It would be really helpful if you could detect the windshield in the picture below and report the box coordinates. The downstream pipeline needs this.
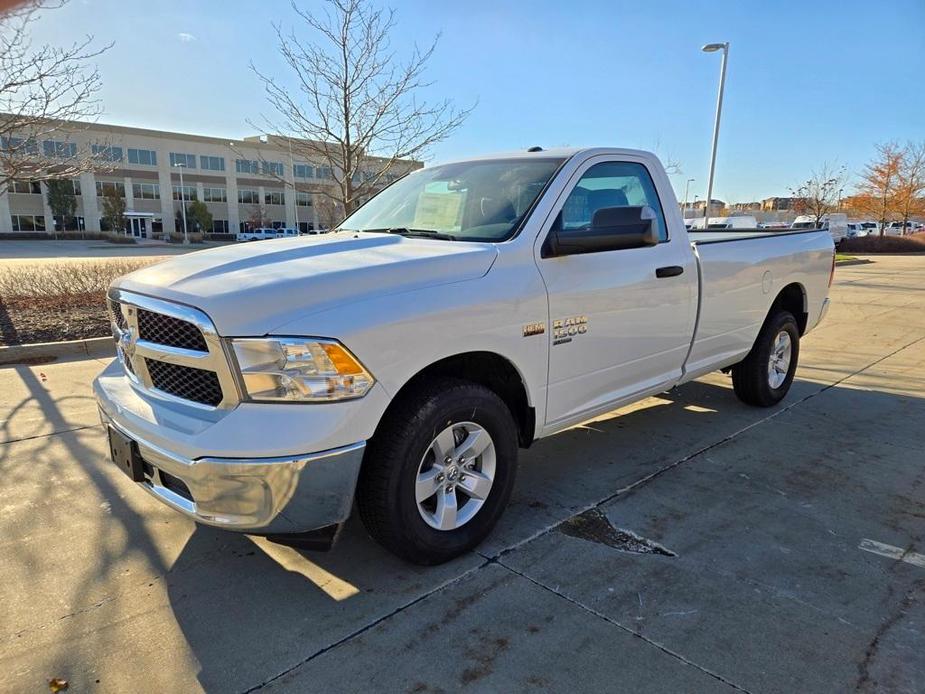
[339,158,565,242]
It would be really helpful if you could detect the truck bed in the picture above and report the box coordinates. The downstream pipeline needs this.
[689,228,823,244]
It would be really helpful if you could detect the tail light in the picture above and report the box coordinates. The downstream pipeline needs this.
[828,251,836,287]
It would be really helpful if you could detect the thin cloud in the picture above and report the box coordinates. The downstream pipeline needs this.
[177,32,196,43]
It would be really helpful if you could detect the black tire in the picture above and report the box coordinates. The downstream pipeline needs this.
[356,378,518,565]
[731,310,800,407]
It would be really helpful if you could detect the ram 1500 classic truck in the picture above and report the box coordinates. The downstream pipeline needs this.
[94,148,835,564]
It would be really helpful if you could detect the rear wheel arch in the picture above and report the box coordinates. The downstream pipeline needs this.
[765,282,809,336]
[770,282,807,334]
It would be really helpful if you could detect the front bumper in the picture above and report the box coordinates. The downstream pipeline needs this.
[93,359,389,534]
[101,410,365,533]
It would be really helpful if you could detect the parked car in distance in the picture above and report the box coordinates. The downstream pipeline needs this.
[277,228,300,238]
[687,215,758,230]
[846,222,869,238]
[96,147,835,565]
[884,221,916,236]
[792,213,848,245]
[237,227,279,242]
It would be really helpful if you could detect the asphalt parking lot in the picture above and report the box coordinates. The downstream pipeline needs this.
[0,239,210,265]
[1,255,923,693]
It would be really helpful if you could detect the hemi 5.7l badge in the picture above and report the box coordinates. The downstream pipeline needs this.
[522,321,546,337]
[553,315,588,345]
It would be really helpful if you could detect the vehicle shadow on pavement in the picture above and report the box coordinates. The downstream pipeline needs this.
[153,375,925,691]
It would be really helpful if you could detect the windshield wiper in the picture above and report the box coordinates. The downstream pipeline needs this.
[366,227,457,241]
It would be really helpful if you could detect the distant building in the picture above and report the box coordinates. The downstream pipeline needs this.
[690,198,725,211]
[761,197,804,211]
[0,117,421,237]
[730,201,761,212]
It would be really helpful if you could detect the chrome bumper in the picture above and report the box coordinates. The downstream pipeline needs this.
[101,410,365,534]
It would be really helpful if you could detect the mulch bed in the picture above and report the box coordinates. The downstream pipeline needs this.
[840,234,925,253]
[0,292,111,346]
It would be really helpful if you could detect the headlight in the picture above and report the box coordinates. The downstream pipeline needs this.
[231,338,374,402]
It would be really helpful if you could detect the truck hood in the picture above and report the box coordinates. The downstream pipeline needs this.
[115,232,498,335]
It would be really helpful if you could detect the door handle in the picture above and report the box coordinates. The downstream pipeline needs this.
[656,265,684,278]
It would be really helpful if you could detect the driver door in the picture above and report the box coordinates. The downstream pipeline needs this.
[535,156,696,429]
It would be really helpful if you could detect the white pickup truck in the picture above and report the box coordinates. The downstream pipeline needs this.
[95,148,834,564]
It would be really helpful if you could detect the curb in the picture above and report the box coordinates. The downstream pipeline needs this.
[835,258,874,267]
[0,336,114,366]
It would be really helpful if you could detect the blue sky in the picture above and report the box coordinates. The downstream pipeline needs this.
[30,0,925,202]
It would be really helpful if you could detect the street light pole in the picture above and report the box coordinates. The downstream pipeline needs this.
[683,177,695,217]
[702,42,729,221]
[174,162,189,245]
[288,137,299,233]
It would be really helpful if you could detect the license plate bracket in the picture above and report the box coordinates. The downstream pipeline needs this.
[108,426,144,482]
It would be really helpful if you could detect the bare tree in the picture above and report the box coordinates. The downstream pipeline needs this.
[0,0,111,194]
[246,204,271,230]
[895,141,925,235]
[856,142,904,236]
[99,186,125,233]
[789,162,848,227]
[253,0,474,217]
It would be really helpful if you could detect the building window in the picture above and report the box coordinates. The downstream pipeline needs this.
[265,190,285,205]
[317,166,333,180]
[43,140,77,158]
[10,214,46,231]
[236,159,259,174]
[172,185,197,201]
[169,152,196,168]
[295,191,313,207]
[132,182,160,200]
[262,161,284,177]
[91,144,123,162]
[49,179,82,196]
[293,164,313,179]
[297,221,315,234]
[8,179,42,194]
[200,155,225,171]
[95,181,125,197]
[127,148,157,166]
[237,188,259,204]
[2,137,39,154]
[203,186,227,203]
[211,219,230,234]
[271,220,285,229]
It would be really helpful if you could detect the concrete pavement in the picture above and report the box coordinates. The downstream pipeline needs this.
[1,255,923,692]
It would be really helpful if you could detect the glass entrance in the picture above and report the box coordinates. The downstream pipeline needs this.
[129,218,148,238]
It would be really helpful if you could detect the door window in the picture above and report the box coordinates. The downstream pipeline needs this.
[556,161,668,242]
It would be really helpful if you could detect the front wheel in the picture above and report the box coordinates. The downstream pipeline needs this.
[356,378,518,565]
[731,310,800,407]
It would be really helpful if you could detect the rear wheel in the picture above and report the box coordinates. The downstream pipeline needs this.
[356,378,518,565]
[732,310,800,407]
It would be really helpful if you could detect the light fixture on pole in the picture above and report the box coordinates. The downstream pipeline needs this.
[173,161,189,245]
[683,178,695,217]
[702,41,729,220]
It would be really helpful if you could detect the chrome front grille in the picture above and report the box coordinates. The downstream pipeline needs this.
[108,290,238,409]
[137,309,208,351]
[145,360,223,407]
[108,299,127,331]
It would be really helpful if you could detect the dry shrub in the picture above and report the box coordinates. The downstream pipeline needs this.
[841,234,925,253]
[104,233,137,245]
[0,259,161,301]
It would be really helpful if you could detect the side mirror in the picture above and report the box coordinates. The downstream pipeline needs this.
[543,205,659,257]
